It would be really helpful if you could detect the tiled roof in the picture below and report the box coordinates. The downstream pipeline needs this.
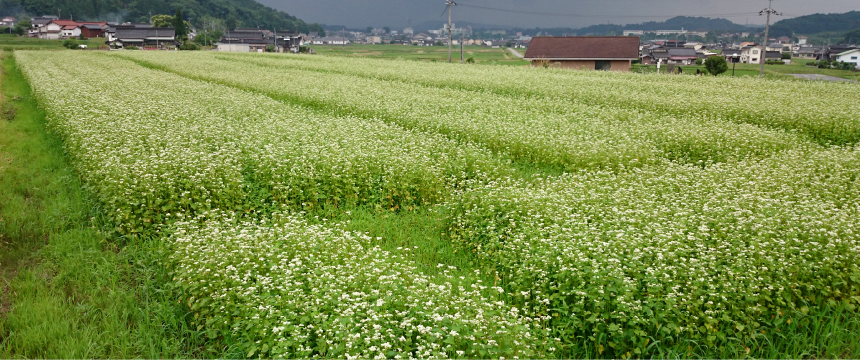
[524,36,639,60]
[115,26,175,39]
[49,20,81,27]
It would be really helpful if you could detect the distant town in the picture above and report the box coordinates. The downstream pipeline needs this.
[1,13,858,72]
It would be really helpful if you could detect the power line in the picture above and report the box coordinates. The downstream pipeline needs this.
[457,3,760,19]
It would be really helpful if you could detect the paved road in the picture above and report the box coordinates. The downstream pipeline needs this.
[789,74,857,83]
[508,48,524,59]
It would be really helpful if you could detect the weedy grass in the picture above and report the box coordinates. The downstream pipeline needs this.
[0,51,238,358]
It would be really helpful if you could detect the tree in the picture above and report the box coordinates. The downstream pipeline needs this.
[366,26,373,34]
[173,8,188,40]
[704,56,728,76]
[383,26,390,34]
[308,23,325,37]
[151,14,173,28]
[843,28,860,45]
[225,16,238,31]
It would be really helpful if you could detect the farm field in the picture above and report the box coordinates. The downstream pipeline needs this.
[0,34,109,51]
[309,43,529,65]
[2,49,860,358]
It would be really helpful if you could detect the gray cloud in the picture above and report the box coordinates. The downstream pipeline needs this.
[258,0,860,29]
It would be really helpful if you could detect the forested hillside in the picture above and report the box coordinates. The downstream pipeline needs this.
[769,11,860,37]
[0,0,309,32]
[575,16,752,35]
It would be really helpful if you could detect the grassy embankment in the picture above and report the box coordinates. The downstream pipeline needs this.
[0,34,108,51]
[633,58,860,81]
[0,50,234,358]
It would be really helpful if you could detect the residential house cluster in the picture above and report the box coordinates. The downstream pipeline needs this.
[216,28,304,53]
[28,16,108,40]
[639,40,718,65]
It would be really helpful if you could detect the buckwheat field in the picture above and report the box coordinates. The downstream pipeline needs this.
[13,50,860,358]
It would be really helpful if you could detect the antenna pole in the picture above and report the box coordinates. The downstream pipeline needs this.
[447,0,456,63]
[461,32,464,63]
[758,0,781,78]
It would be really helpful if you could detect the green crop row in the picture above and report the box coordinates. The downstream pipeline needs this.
[444,146,860,357]
[117,51,808,171]
[170,211,542,358]
[15,51,507,236]
[225,53,860,145]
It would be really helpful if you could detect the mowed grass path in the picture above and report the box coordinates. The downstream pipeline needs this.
[0,50,232,358]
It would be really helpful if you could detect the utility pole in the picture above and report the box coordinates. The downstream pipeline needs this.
[758,0,781,78]
[446,0,456,63]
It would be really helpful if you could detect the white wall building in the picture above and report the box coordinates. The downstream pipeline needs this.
[835,49,860,69]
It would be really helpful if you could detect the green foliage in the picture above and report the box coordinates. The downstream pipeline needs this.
[308,23,325,37]
[695,58,703,65]
[465,56,475,64]
[769,10,860,37]
[173,8,188,40]
[61,38,79,49]
[704,55,728,76]
[5,0,307,33]
[178,42,198,50]
[150,14,174,28]
[843,28,860,44]
[782,52,792,59]
[192,28,223,46]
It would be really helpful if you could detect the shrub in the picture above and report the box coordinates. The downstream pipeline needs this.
[179,43,199,51]
[704,55,728,76]
[62,39,80,49]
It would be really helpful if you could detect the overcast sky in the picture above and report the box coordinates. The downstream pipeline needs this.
[257,0,860,29]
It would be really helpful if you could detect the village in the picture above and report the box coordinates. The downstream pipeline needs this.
[1,14,857,72]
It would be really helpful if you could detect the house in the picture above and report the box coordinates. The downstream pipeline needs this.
[39,20,80,39]
[312,36,350,45]
[0,17,15,27]
[667,48,698,64]
[366,35,382,44]
[721,48,744,63]
[834,49,860,69]
[524,36,639,71]
[740,46,762,64]
[641,47,669,65]
[112,26,177,49]
[80,23,107,38]
[817,45,860,61]
[797,36,808,45]
[795,45,820,58]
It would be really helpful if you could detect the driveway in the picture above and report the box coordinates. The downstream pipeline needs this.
[788,74,857,83]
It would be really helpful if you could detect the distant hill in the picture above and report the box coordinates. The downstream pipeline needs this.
[769,11,860,37]
[414,16,754,37]
[574,16,753,35]
[0,0,308,32]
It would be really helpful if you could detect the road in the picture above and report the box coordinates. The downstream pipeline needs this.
[788,74,857,83]
[508,47,524,59]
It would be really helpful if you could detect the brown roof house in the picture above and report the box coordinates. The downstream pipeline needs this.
[524,36,640,71]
